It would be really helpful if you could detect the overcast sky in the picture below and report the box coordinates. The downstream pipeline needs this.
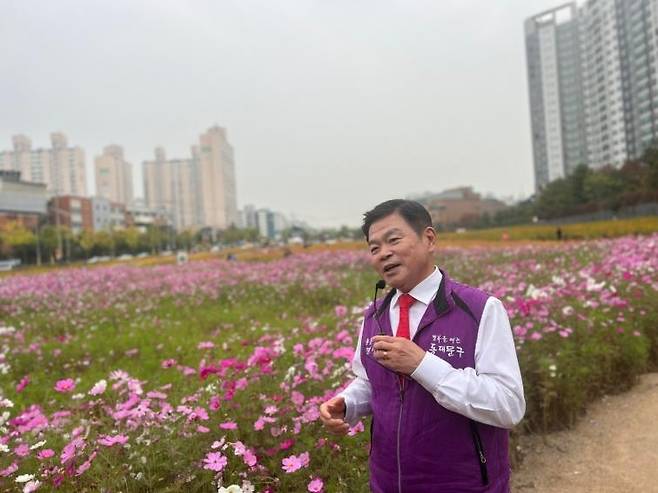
[1,0,563,228]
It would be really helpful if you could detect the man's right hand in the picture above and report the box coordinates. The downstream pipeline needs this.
[319,396,350,435]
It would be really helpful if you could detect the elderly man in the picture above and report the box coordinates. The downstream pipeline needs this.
[320,199,525,493]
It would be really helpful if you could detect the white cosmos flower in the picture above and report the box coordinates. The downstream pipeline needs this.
[89,379,107,395]
[218,486,242,493]
[15,474,35,483]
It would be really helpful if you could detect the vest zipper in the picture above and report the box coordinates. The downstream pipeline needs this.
[397,384,404,493]
[469,420,489,485]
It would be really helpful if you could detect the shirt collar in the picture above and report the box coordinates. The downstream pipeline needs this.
[392,266,441,308]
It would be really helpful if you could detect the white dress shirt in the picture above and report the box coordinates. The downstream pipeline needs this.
[339,267,526,429]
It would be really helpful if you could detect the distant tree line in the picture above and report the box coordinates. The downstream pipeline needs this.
[470,145,658,229]
[0,223,261,265]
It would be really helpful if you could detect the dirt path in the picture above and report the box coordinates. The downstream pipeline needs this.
[512,373,658,493]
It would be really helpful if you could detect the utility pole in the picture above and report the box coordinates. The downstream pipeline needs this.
[35,219,42,266]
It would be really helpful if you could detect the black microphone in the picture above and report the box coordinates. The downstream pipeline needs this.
[372,279,386,335]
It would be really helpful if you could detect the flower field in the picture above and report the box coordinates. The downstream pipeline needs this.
[1,236,657,492]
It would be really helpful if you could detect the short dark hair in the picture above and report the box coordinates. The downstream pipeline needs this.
[361,199,433,241]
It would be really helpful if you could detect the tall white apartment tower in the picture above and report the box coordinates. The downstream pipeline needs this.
[198,126,238,229]
[525,3,587,191]
[617,0,658,158]
[142,147,199,230]
[525,0,658,191]
[0,133,86,195]
[141,125,238,231]
[580,0,629,169]
[94,145,134,205]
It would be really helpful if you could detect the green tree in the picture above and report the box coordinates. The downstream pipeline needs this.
[79,230,96,257]
[535,178,578,219]
[1,221,35,263]
[643,145,658,190]
[39,225,60,263]
[94,230,114,256]
[176,230,194,250]
[568,164,590,206]
[583,169,624,210]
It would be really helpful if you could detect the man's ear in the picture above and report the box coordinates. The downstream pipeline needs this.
[424,227,437,250]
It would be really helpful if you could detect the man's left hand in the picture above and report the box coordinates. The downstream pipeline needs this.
[372,335,426,375]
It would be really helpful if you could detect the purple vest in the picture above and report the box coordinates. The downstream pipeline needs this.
[361,272,510,493]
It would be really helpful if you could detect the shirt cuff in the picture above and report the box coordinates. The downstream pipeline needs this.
[337,393,360,427]
[410,351,454,394]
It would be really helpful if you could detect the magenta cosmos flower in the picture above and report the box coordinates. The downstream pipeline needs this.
[54,378,76,393]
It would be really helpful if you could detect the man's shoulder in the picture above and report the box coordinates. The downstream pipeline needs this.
[447,278,492,319]
[448,277,491,299]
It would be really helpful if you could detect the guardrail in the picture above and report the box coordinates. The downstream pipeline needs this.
[0,259,21,271]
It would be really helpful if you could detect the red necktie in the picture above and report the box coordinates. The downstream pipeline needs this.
[396,293,415,388]
[397,293,415,339]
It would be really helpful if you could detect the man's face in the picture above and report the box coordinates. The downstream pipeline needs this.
[367,212,436,293]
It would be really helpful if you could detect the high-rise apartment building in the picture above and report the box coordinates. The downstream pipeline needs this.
[526,4,587,188]
[525,0,658,190]
[142,125,238,231]
[94,145,134,205]
[142,147,199,230]
[198,126,238,229]
[0,133,86,195]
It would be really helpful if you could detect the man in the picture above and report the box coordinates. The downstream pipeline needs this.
[319,199,525,493]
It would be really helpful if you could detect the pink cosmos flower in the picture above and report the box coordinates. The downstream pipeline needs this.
[76,451,96,475]
[161,359,177,368]
[97,434,129,447]
[209,395,221,411]
[334,305,348,318]
[24,480,41,493]
[54,378,76,393]
[291,391,305,407]
[348,421,365,436]
[146,390,167,399]
[203,451,227,472]
[282,451,310,473]
[0,462,18,477]
[16,375,29,393]
[14,443,30,457]
[243,449,257,467]
[197,341,215,350]
[279,438,295,450]
[60,437,85,464]
[282,455,303,473]
[219,421,238,430]
[233,441,246,455]
[308,477,324,492]
[37,449,55,460]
